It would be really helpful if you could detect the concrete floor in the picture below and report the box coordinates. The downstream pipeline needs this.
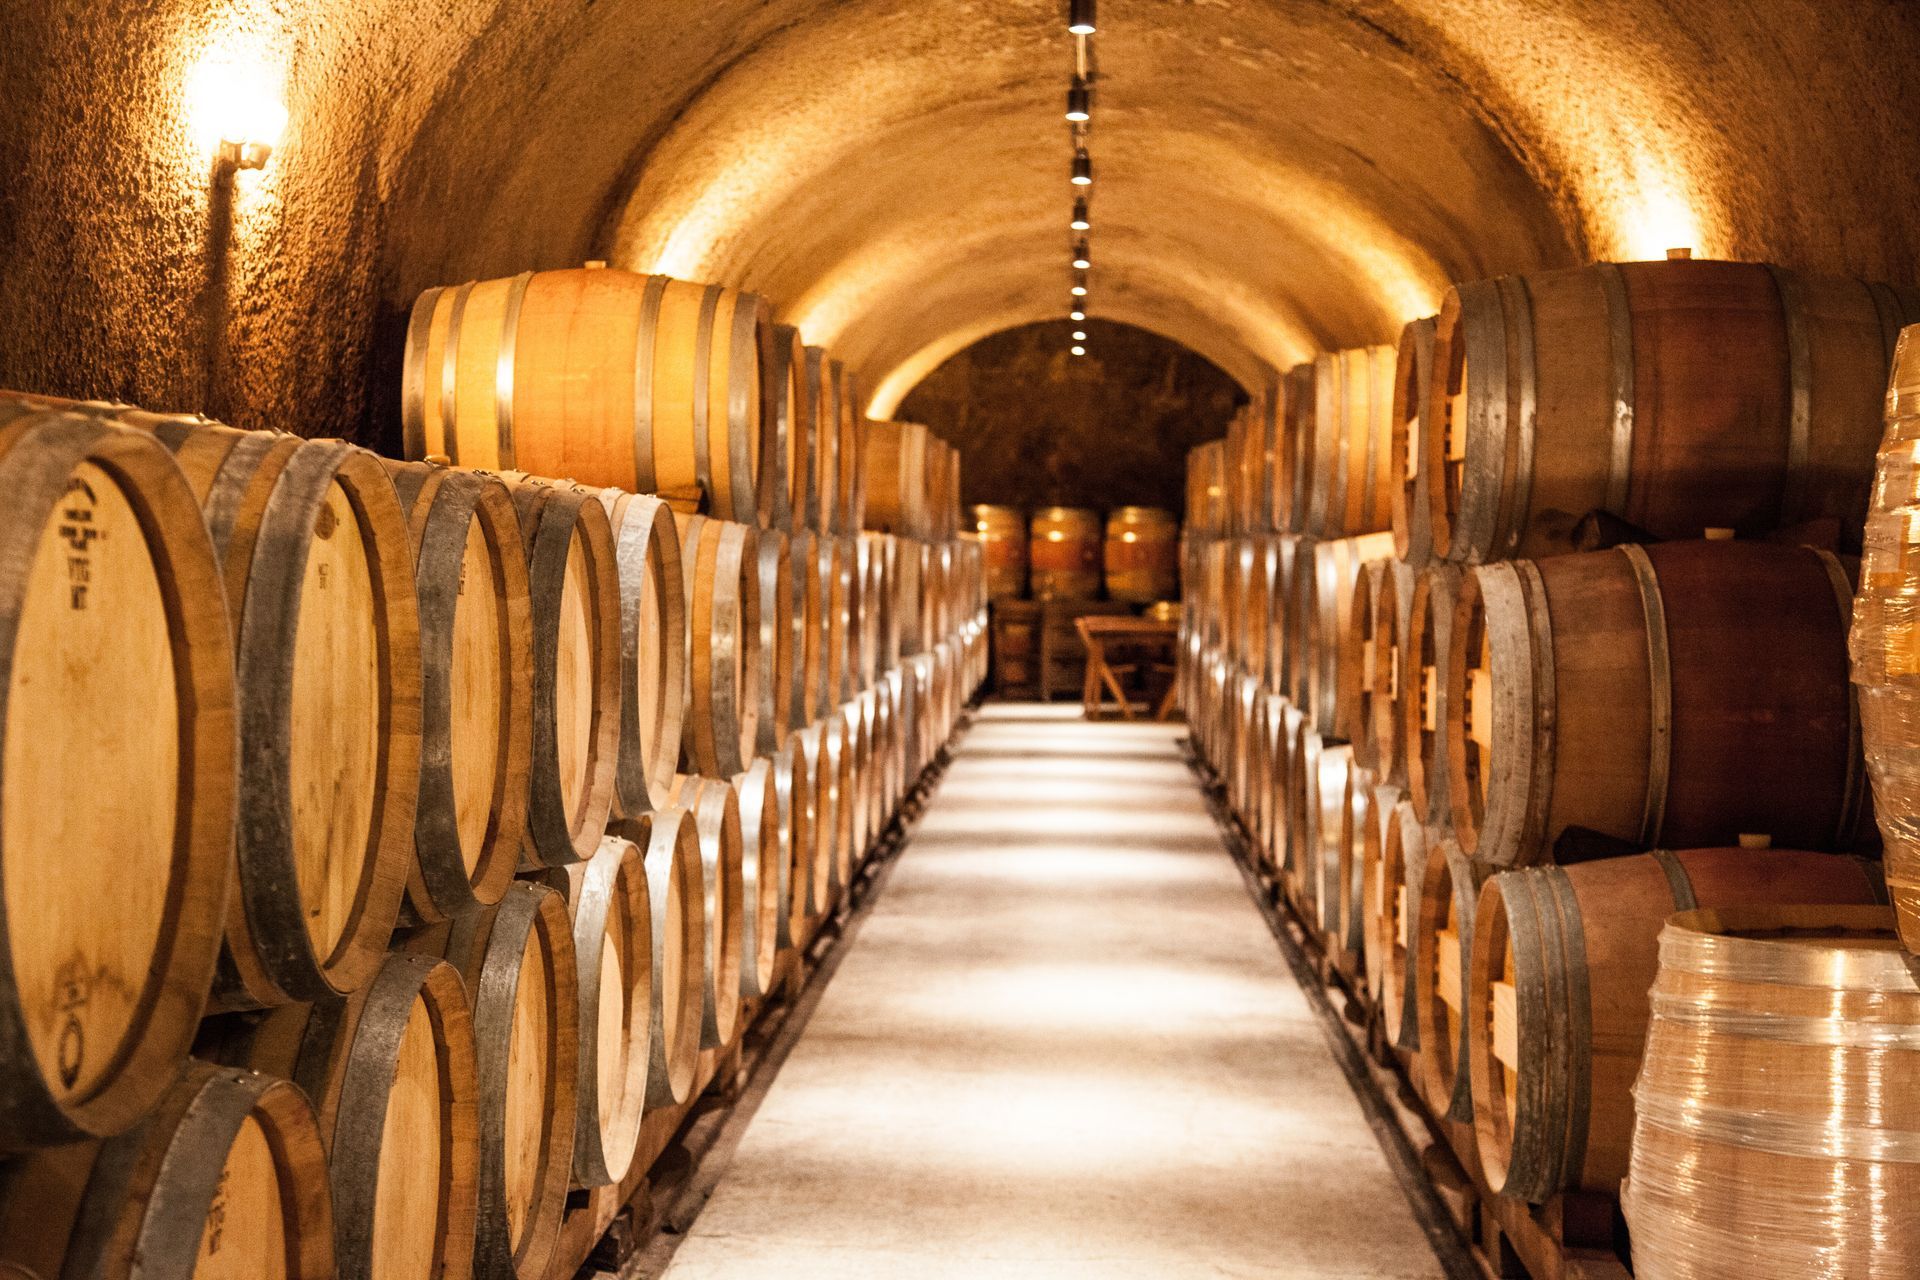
[659,703,1446,1279]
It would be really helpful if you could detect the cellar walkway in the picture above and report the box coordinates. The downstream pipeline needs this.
[657,702,1445,1279]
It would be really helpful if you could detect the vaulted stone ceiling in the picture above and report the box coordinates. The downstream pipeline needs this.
[2,1,1916,439]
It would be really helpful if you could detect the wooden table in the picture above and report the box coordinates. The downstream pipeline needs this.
[1075,615,1180,721]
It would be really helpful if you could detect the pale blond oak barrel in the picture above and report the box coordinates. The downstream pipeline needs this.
[597,487,686,817]
[564,835,652,1187]
[787,527,822,730]
[1298,346,1396,538]
[1468,848,1884,1204]
[968,504,1027,600]
[1029,506,1102,601]
[1449,540,1868,869]
[773,738,816,947]
[678,515,762,777]
[199,951,479,1280]
[668,775,746,1048]
[385,460,532,924]
[1390,316,1439,567]
[839,700,873,877]
[1401,563,1464,831]
[1376,797,1428,1051]
[1428,259,1920,563]
[499,474,621,868]
[1186,441,1228,539]
[402,266,771,525]
[607,806,705,1110]
[1414,837,1487,1125]
[1621,906,1920,1279]
[1359,779,1403,1015]
[146,417,419,1011]
[864,419,931,538]
[764,323,808,531]
[792,720,839,915]
[802,347,840,533]
[729,759,785,995]
[0,1061,334,1280]
[834,362,866,534]
[754,529,794,756]
[1360,557,1417,785]
[0,404,236,1150]
[824,535,857,707]
[1296,531,1395,740]
[1104,506,1180,604]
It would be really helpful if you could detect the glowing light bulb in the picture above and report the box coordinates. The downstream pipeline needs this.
[1071,346,1087,357]
[1072,240,1092,270]
[1072,330,1087,341]
[188,50,288,169]
[1070,307,1086,322]
[1068,0,1097,35]
[1071,197,1091,231]
[1071,285,1087,297]
[1066,80,1091,123]
[1071,149,1093,186]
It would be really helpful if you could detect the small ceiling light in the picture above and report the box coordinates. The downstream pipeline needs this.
[1071,197,1090,231]
[1071,345,1087,356]
[1069,0,1097,36]
[1072,330,1088,341]
[1070,284,1088,297]
[1065,79,1091,123]
[1072,240,1092,270]
[1071,148,1093,186]
[1070,306,1086,321]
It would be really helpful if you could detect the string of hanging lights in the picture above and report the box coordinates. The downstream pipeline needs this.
[1064,0,1095,356]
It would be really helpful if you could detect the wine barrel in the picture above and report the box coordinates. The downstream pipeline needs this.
[1449,540,1868,869]
[1298,346,1396,538]
[1414,837,1487,1122]
[841,699,874,869]
[1296,531,1395,739]
[754,530,794,756]
[678,515,762,777]
[1339,772,1392,965]
[385,461,532,924]
[1402,563,1465,831]
[1030,507,1102,601]
[1391,316,1439,567]
[147,418,420,1009]
[853,536,880,692]
[432,883,577,1280]
[1104,507,1180,603]
[835,364,866,535]
[0,1061,335,1280]
[565,835,652,1188]
[401,266,772,524]
[1855,325,1920,951]
[803,347,840,532]
[608,806,705,1109]
[862,534,898,685]
[829,535,860,705]
[1359,781,1401,1013]
[787,527,822,730]
[772,738,816,946]
[1468,847,1884,1203]
[668,776,745,1048]
[501,474,622,869]
[1186,441,1228,539]
[791,720,839,913]
[969,504,1028,600]
[764,324,807,531]
[593,487,687,818]
[1428,259,1920,564]
[199,951,480,1280]
[0,406,236,1150]
[1620,906,1920,1278]
[1363,558,1417,786]
[729,762,785,997]
[1375,798,1427,1051]
[865,420,931,538]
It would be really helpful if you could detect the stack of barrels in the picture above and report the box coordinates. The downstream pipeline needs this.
[1182,255,1920,1278]
[0,259,986,1280]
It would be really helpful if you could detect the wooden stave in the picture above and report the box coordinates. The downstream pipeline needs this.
[164,426,422,1011]
[1104,506,1180,604]
[1375,796,1427,1051]
[728,760,785,998]
[1365,558,1417,788]
[1414,837,1487,1123]
[677,515,763,778]
[1401,563,1464,832]
[802,347,839,533]
[1449,540,1868,869]
[1278,363,1316,533]
[772,738,815,948]
[607,807,705,1110]
[597,488,687,819]
[502,476,623,870]
[0,1060,336,1280]
[1336,769,1388,963]
[1428,260,1920,565]
[668,776,746,1048]
[438,883,577,1280]
[385,461,533,924]
[762,324,807,533]
[834,363,866,536]
[1467,847,1884,1204]
[787,527,822,730]
[1391,316,1440,567]
[753,530,795,758]
[838,700,872,878]
[564,835,652,1189]
[0,409,238,1149]
[791,721,838,915]
[824,536,856,709]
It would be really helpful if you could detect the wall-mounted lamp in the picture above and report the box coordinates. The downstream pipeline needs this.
[1071,197,1091,231]
[189,52,288,171]
[1069,0,1097,36]
[1066,79,1092,123]
[1071,148,1093,186]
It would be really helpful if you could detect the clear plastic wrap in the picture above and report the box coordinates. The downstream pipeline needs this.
[1620,906,1920,1279]
[1853,324,1920,952]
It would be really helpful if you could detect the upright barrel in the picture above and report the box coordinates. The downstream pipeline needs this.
[969,504,1027,600]
[1104,506,1180,603]
[1029,506,1102,601]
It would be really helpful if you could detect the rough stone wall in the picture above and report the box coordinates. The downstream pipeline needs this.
[898,322,1241,518]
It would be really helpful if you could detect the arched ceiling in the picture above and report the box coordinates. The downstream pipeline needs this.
[3,1,1918,440]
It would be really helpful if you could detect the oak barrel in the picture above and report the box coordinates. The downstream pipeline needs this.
[1428,259,1920,563]
[149,418,420,1010]
[1300,346,1396,538]
[387,460,532,923]
[0,406,237,1149]
[1296,531,1395,738]
[834,362,866,535]
[565,835,652,1187]
[727,762,785,997]
[677,514,763,777]
[1621,906,1920,1279]
[668,775,745,1048]
[969,504,1028,600]
[1029,507,1102,601]
[787,527,822,730]
[864,420,931,538]
[1186,442,1228,539]
[593,487,687,819]
[607,806,705,1109]
[401,266,771,524]
[763,324,807,531]
[1390,316,1439,567]
[792,720,839,914]
[754,529,794,756]
[1401,563,1463,831]
[1414,837,1487,1122]
[1352,557,1415,780]
[1104,506,1180,603]
[1371,796,1427,1050]
[501,474,622,869]
[802,347,840,533]
[1449,540,1868,868]
[1468,847,1884,1203]
[772,738,816,947]
[0,1062,335,1280]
